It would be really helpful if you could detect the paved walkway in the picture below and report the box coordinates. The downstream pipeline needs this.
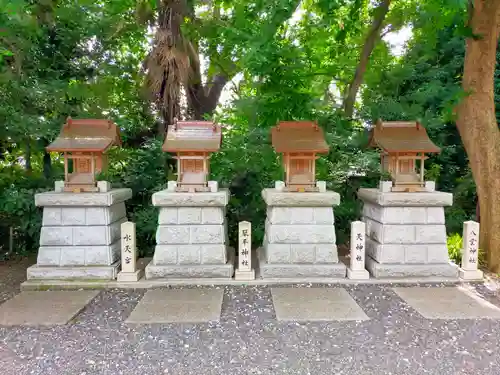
[0,283,500,375]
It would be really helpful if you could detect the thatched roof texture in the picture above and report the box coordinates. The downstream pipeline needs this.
[271,121,329,153]
[46,118,121,152]
[163,120,222,152]
[368,120,440,153]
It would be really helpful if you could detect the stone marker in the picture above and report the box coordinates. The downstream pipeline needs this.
[117,221,144,282]
[347,221,370,280]
[459,221,483,281]
[235,221,255,280]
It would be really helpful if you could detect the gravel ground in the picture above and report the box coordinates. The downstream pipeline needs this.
[0,283,499,375]
[0,257,32,304]
[1,258,500,375]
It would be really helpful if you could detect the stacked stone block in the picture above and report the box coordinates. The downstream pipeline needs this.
[258,189,346,278]
[26,188,132,280]
[358,187,458,278]
[145,189,234,278]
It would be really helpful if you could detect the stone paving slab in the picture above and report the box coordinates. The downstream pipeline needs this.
[125,288,224,324]
[0,285,499,374]
[271,287,369,321]
[393,286,500,319]
[0,290,99,326]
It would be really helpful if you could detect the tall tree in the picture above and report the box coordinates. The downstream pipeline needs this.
[142,0,302,132]
[342,0,391,118]
[456,0,500,272]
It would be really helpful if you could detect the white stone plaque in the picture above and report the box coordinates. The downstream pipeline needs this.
[167,181,177,192]
[121,221,136,272]
[347,221,369,279]
[274,181,285,192]
[316,180,326,193]
[117,221,144,282]
[459,220,483,280]
[208,180,218,192]
[235,221,255,280]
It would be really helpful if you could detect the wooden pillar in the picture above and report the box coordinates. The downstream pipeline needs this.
[420,153,425,185]
[394,153,399,182]
[90,152,95,183]
[64,152,68,182]
[203,154,207,185]
[311,153,316,185]
[285,153,290,186]
[176,153,181,183]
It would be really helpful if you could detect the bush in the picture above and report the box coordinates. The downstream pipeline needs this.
[100,138,169,257]
[447,233,462,265]
[0,167,53,258]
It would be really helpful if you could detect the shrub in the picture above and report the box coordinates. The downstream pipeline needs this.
[447,233,462,265]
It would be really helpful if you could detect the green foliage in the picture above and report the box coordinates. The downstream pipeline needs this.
[0,0,495,262]
[447,233,462,265]
[100,139,169,257]
[0,167,52,257]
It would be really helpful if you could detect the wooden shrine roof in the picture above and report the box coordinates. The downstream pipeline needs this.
[368,120,440,153]
[163,120,222,152]
[46,118,121,152]
[271,121,329,153]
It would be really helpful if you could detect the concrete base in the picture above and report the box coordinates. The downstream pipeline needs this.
[26,261,120,280]
[260,189,345,279]
[235,269,255,281]
[257,248,346,278]
[150,189,232,279]
[145,251,235,279]
[32,188,132,281]
[366,257,459,279]
[117,269,144,282]
[459,268,484,281]
[358,188,457,280]
[347,268,370,280]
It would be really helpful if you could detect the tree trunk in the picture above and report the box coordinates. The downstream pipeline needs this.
[186,73,230,120]
[456,0,500,273]
[342,0,391,118]
[43,152,51,178]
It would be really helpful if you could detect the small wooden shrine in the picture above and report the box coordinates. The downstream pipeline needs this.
[368,119,440,192]
[163,119,222,192]
[271,121,329,192]
[46,118,121,192]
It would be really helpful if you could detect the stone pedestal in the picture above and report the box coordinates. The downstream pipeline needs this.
[358,186,459,279]
[257,189,346,278]
[27,188,132,280]
[145,189,234,279]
